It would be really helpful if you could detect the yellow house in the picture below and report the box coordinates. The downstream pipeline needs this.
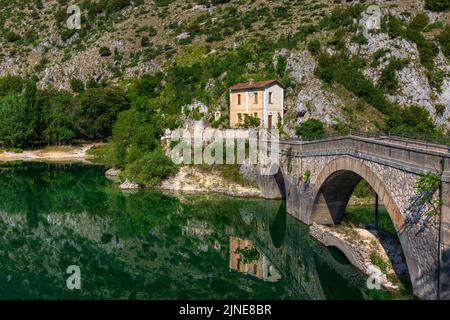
[229,80,284,128]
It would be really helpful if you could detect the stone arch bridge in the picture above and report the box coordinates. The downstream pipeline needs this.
[256,135,450,300]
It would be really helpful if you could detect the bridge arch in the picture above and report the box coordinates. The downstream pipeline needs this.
[310,157,404,231]
[308,156,436,298]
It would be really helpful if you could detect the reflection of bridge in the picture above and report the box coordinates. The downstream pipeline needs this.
[257,135,450,300]
[233,201,370,300]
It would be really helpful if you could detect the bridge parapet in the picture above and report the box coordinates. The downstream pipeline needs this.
[279,135,450,175]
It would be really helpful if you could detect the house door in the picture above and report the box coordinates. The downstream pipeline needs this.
[268,115,273,129]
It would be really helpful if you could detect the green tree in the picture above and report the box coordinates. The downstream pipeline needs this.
[23,76,44,146]
[0,95,32,147]
[42,93,76,145]
[77,86,131,139]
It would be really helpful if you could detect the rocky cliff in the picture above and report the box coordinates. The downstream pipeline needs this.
[0,0,449,132]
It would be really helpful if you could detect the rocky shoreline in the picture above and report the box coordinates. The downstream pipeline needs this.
[106,166,262,198]
[310,223,408,291]
[0,144,100,163]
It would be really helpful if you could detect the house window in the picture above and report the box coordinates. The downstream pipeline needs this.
[237,113,242,124]
[254,92,258,104]
[269,92,273,104]
[254,113,258,118]
[237,94,241,105]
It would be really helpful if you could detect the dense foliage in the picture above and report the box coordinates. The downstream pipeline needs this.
[0,1,449,185]
[425,0,450,12]
[296,119,325,140]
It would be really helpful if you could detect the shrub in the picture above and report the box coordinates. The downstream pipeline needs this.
[141,35,150,47]
[70,78,85,93]
[408,13,430,32]
[425,0,450,12]
[99,47,112,57]
[307,39,321,55]
[387,105,439,137]
[352,34,368,45]
[296,119,325,140]
[6,31,20,42]
[405,13,438,71]
[303,169,311,184]
[124,148,178,187]
[242,114,261,128]
[370,251,390,273]
[6,147,23,153]
[276,55,287,77]
[320,4,363,30]
[378,59,409,94]
[438,25,450,60]
[107,0,131,13]
[428,68,446,91]
[435,104,446,117]
[386,15,406,39]
[0,76,24,96]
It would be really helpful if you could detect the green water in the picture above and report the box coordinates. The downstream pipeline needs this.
[0,162,393,300]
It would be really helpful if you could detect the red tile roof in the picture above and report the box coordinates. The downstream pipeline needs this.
[230,80,284,91]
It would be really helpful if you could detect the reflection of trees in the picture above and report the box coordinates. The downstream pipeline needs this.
[0,164,372,299]
[0,162,108,228]
[235,246,260,264]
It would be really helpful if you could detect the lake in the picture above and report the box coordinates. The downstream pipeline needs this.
[0,162,397,299]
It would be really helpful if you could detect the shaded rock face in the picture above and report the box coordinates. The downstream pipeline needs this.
[286,51,343,127]
[349,27,450,128]
[180,100,209,130]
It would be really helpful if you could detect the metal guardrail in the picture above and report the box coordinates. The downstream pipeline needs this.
[293,131,450,147]
[282,131,450,154]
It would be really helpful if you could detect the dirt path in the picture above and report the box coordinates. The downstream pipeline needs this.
[0,144,102,162]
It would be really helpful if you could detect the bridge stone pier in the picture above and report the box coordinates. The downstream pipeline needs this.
[256,135,450,300]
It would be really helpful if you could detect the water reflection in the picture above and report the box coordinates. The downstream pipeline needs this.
[229,237,282,282]
[0,162,380,300]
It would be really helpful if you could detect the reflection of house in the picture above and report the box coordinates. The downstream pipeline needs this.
[229,237,281,282]
[182,219,212,238]
[182,220,214,252]
[229,80,284,129]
